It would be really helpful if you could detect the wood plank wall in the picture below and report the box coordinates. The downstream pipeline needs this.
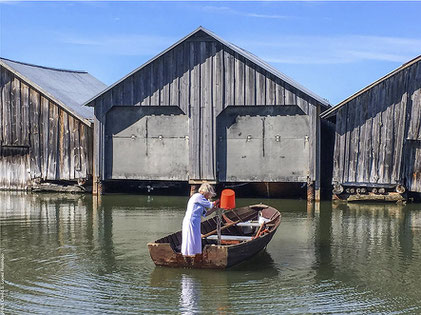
[332,60,421,192]
[0,66,92,189]
[92,31,323,183]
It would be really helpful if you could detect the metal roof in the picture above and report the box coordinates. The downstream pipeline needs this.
[321,54,421,119]
[1,57,107,125]
[84,26,330,108]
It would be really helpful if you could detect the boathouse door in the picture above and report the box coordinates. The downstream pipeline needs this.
[217,106,310,182]
[104,106,189,181]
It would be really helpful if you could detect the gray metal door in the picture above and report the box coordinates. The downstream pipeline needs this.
[105,107,189,180]
[217,106,310,182]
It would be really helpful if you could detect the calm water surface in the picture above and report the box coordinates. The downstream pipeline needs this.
[1,192,421,314]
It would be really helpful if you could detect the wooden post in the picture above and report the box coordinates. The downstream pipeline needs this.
[315,189,321,202]
[190,184,198,196]
[307,181,315,202]
[216,208,222,245]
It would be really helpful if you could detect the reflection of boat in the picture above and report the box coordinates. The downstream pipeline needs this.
[148,204,281,269]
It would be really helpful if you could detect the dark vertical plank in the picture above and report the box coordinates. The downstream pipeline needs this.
[74,119,81,177]
[337,104,349,184]
[29,88,41,178]
[356,93,368,183]
[40,96,49,179]
[140,65,151,106]
[112,83,123,107]
[79,123,88,178]
[265,75,276,105]
[68,115,75,179]
[123,75,134,105]
[392,69,409,183]
[158,56,165,105]
[377,82,387,183]
[212,42,223,115]
[169,47,179,106]
[179,42,190,114]
[348,98,360,183]
[59,110,71,180]
[189,41,200,179]
[133,71,141,106]
[47,102,59,180]
[150,61,159,105]
[308,104,316,182]
[332,107,342,183]
[20,82,30,146]
[255,67,266,105]
[11,77,20,145]
[384,79,396,183]
[161,50,171,106]
[234,53,245,106]
[284,83,296,106]
[87,123,93,177]
[275,80,285,105]
[223,48,235,108]
[2,69,12,145]
[369,85,381,183]
[244,60,256,106]
[200,41,214,180]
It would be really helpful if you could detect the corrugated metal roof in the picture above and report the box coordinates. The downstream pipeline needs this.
[84,26,330,108]
[0,57,107,124]
[321,54,421,119]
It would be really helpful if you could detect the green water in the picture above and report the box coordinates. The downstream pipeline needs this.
[1,192,421,314]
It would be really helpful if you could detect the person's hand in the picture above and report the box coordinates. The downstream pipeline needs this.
[214,199,220,208]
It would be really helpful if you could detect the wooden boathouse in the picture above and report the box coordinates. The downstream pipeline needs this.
[321,55,421,201]
[85,27,331,199]
[0,58,106,191]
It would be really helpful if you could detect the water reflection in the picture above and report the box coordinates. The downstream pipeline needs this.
[1,192,421,314]
[179,273,199,314]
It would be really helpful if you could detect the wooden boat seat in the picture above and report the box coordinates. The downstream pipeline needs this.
[205,235,253,241]
[237,222,261,227]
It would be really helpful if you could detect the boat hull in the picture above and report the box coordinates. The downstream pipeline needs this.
[148,204,281,269]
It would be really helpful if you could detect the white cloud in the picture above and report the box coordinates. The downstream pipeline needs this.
[200,5,292,20]
[237,35,421,65]
[58,33,176,56]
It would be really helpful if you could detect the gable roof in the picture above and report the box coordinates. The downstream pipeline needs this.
[84,26,330,108]
[1,57,107,125]
[321,54,421,119]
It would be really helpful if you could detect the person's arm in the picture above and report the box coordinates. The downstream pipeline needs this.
[204,199,220,216]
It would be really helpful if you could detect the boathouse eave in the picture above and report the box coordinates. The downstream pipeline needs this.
[0,58,106,127]
[83,26,330,109]
[321,54,421,119]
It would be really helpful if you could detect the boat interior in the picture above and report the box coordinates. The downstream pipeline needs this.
[154,205,281,253]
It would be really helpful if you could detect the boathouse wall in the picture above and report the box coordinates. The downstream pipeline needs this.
[87,28,330,197]
[323,56,421,195]
[0,63,99,190]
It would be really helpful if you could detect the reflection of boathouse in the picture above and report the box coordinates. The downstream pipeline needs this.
[85,27,332,199]
[0,58,106,190]
[322,56,421,201]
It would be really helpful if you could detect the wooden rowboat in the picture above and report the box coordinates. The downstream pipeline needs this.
[148,204,281,269]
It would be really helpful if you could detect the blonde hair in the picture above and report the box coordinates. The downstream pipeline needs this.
[198,183,216,197]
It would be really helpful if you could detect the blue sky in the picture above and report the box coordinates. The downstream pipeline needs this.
[1,1,421,105]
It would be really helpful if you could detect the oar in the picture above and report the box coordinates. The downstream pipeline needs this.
[202,219,240,239]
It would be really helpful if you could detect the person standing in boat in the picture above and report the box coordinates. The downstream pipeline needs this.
[181,183,219,256]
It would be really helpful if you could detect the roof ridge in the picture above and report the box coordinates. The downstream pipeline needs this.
[0,57,87,74]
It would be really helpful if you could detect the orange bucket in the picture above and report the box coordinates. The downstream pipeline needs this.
[220,189,235,209]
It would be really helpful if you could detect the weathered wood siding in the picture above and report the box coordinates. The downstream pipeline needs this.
[92,31,324,184]
[0,66,92,190]
[332,60,421,192]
